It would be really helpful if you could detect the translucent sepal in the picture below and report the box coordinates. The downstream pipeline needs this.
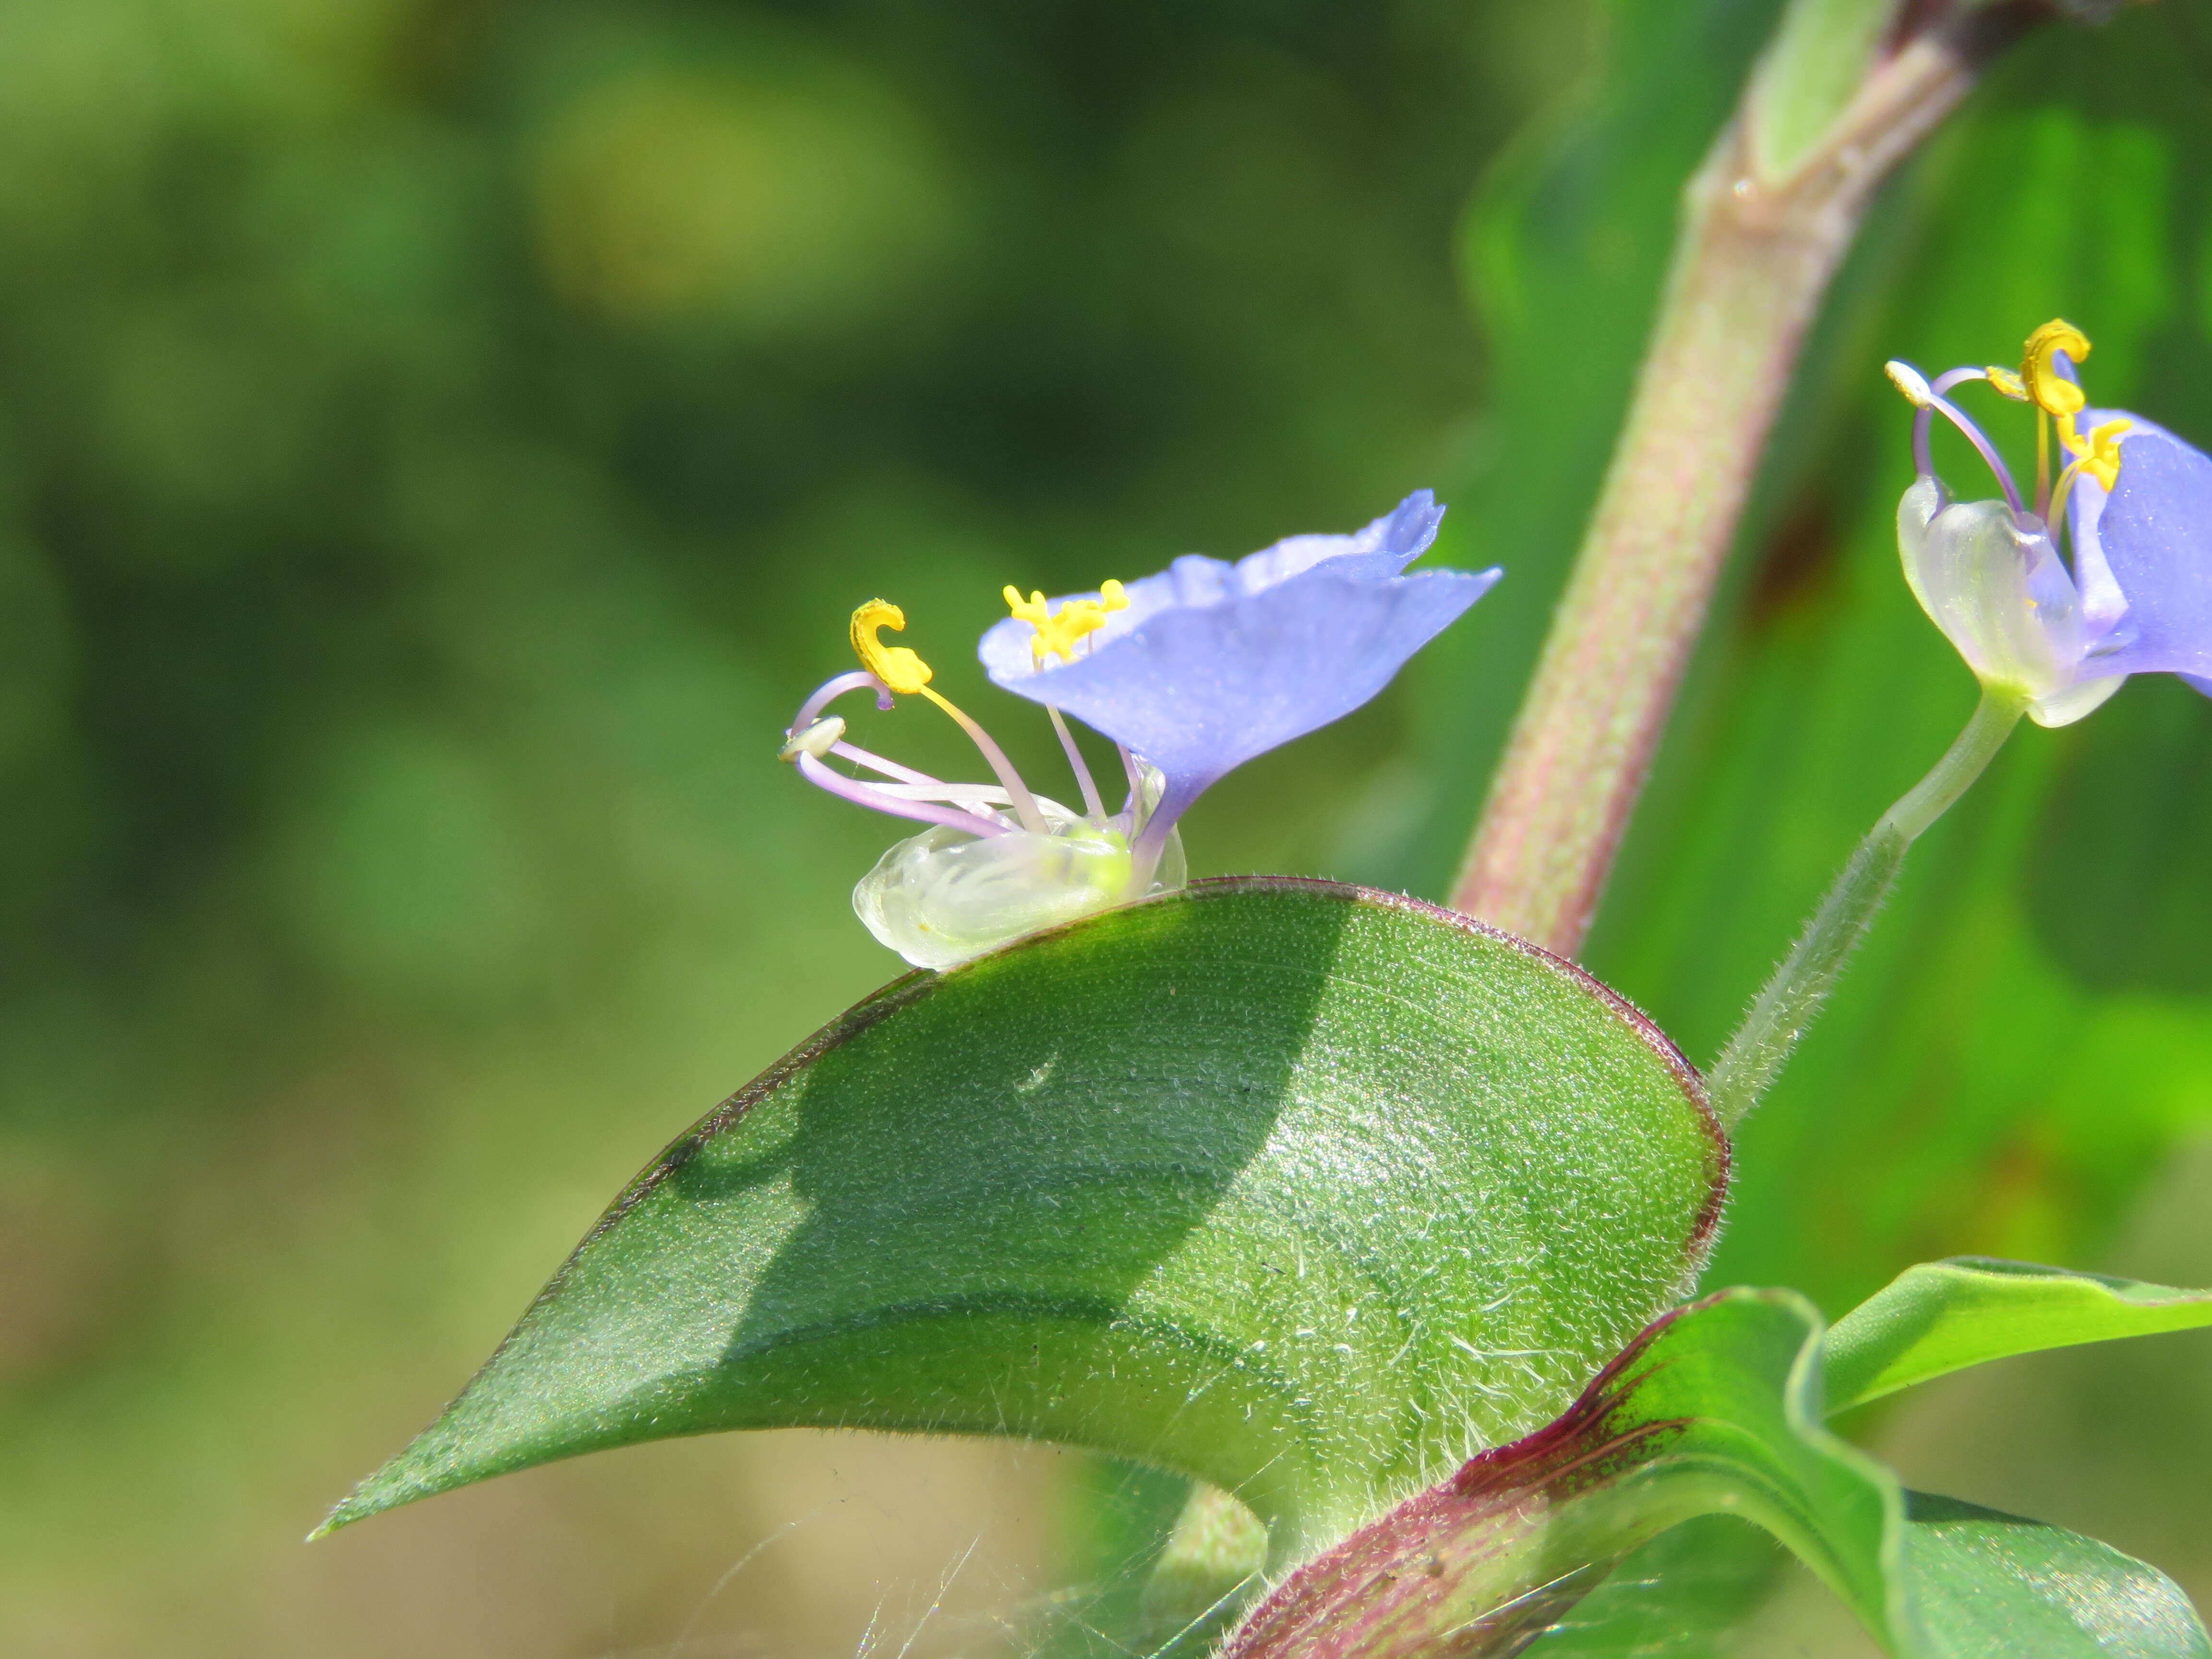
[1896,477,2124,727]
[853,796,1186,970]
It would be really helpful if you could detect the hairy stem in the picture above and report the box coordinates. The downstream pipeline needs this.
[1450,4,2037,955]
[1706,687,2024,1130]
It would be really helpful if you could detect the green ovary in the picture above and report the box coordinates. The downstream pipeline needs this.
[852,803,1185,970]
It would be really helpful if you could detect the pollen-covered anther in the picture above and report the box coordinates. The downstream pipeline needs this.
[1003,578,1130,665]
[2022,319,2091,418]
[2064,417,2132,492]
[1984,366,2029,401]
[1885,361,1934,407]
[850,600,934,695]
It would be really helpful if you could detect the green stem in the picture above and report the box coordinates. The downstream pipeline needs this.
[1705,688,2025,1130]
[1448,3,2036,956]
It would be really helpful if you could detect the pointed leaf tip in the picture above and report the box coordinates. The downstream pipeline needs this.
[1825,1256,2212,1414]
[324,878,1725,1546]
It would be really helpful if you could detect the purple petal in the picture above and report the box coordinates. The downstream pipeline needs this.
[1229,488,1446,589]
[989,567,1496,790]
[980,493,1493,794]
[2070,412,2212,688]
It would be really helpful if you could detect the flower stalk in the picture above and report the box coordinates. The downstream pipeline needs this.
[1450,0,2039,956]
[1706,686,2024,1129]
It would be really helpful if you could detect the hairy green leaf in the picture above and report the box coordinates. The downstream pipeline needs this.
[318,878,1724,1548]
[1824,1256,2212,1413]
[1224,1289,2208,1659]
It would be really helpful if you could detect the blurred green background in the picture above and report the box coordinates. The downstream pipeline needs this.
[3,0,2211,1653]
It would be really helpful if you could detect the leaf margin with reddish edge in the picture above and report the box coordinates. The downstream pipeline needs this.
[1220,1288,1899,1659]
[315,876,1729,1548]
[1223,1283,2212,1659]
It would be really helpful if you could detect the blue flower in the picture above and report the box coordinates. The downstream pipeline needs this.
[2068,411,2212,697]
[780,492,1498,967]
[979,491,1500,859]
[1886,321,2212,725]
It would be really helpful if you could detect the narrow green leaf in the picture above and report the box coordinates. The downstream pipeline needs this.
[1222,1288,2209,1659]
[319,878,1724,1547]
[1824,1256,2212,1414]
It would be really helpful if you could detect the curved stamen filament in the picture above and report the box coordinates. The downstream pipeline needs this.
[818,722,1001,815]
[1905,368,2026,519]
[914,685,1047,833]
[2044,414,2129,535]
[788,662,1047,835]
[1047,707,1106,820]
[1899,363,1966,481]
[849,600,1048,833]
[2037,415,2050,517]
[867,781,1013,805]
[794,751,1012,836]
[795,670,894,731]
[2045,444,2115,536]
[786,672,1015,834]
[2046,459,2089,537]
[827,742,1004,824]
[827,739,939,787]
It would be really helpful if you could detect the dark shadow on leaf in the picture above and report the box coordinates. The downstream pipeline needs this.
[316,878,1722,1539]
[701,884,1338,1481]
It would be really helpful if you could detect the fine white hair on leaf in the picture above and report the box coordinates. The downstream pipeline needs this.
[666,1510,824,1658]
[887,1536,981,1659]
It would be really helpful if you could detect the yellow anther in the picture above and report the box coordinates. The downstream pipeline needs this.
[851,599,933,695]
[1002,579,1130,665]
[2063,415,2131,492]
[2021,319,2091,418]
[1984,366,2029,401]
